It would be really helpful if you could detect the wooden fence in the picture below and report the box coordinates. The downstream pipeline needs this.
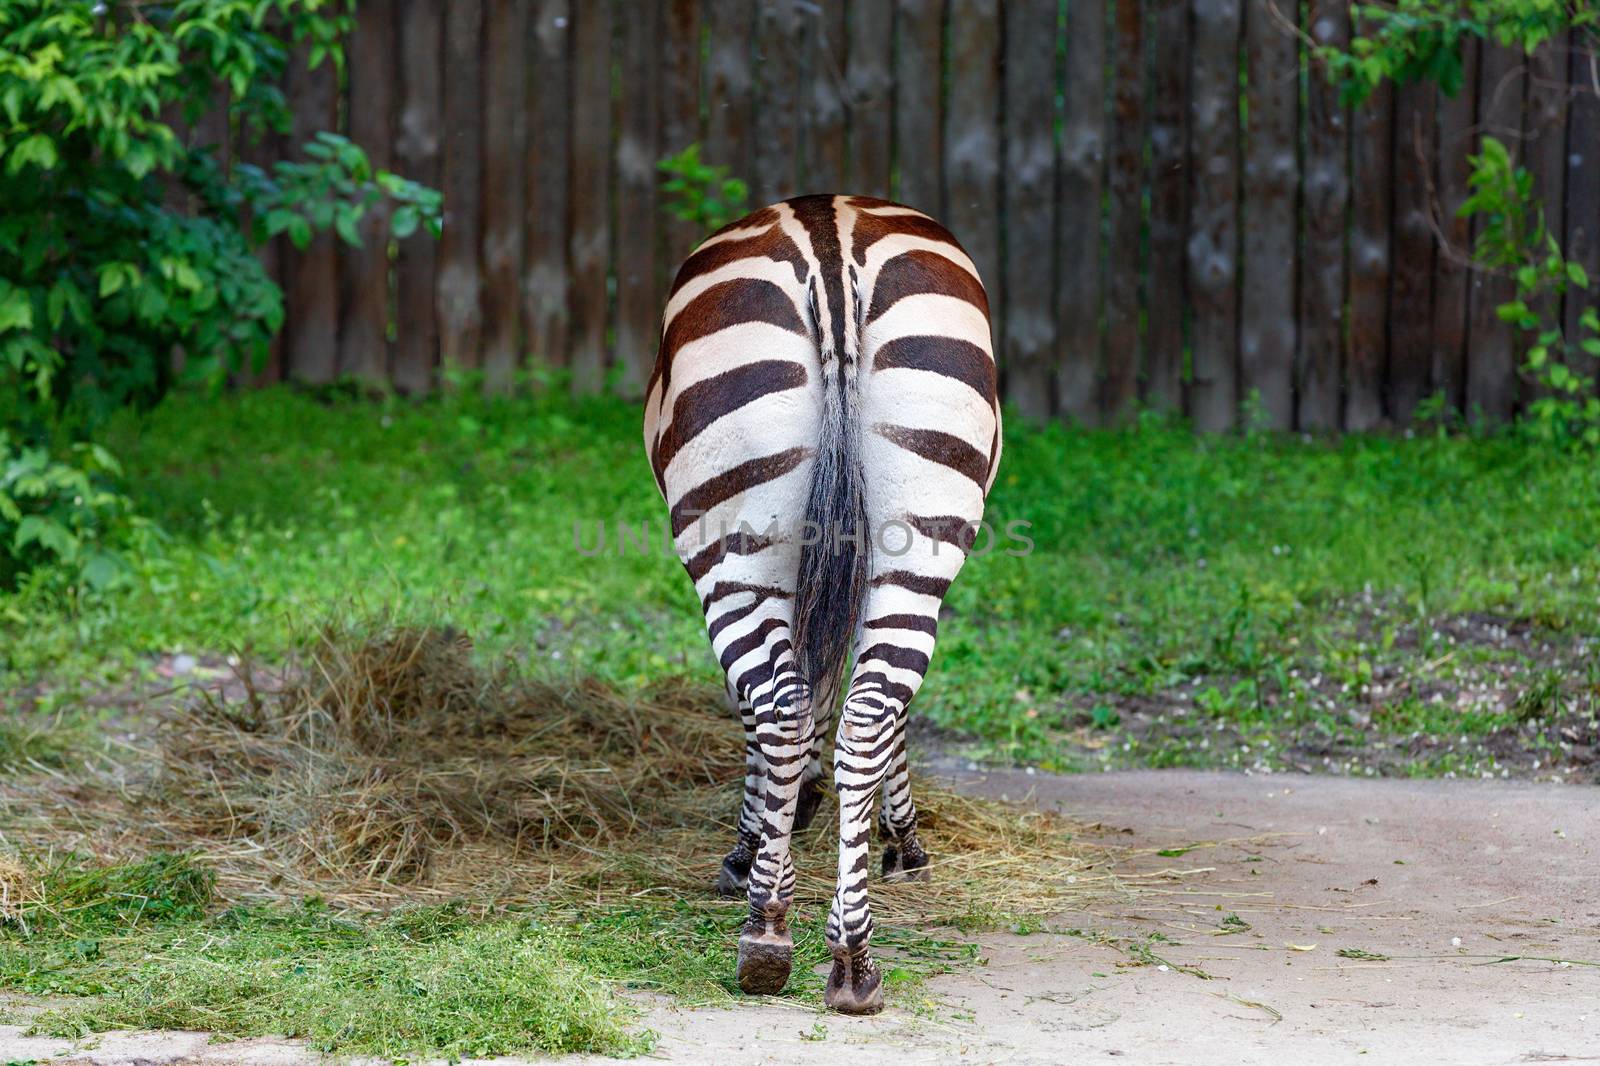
[244,0,1600,431]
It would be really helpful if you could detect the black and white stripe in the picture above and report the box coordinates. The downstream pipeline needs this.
[644,194,1001,1014]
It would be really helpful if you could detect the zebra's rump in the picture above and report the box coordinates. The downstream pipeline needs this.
[644,194,1000,528]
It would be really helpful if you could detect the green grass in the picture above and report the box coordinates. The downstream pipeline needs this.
[3,386,1598,771]
[0,853,970,1057]
[2,854,644,1057]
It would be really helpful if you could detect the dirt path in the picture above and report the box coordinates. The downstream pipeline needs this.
[5,771,1597,1065]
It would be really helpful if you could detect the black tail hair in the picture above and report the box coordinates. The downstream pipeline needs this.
[791,277,869,707]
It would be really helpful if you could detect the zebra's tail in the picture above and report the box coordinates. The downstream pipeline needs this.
[792,269,870,711]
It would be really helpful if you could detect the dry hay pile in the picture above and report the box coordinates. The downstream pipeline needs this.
[24,625,1114,923]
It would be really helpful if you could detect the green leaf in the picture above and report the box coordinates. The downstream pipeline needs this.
[80,549,126,592]
[1496,300,1528,323]
[0,284,33,333]
[14,515,77,560]
[98,264,126,298]
[7,133,58,173]
[391,206,420,239]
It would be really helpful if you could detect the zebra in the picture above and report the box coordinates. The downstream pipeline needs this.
[643,194,1000,1014]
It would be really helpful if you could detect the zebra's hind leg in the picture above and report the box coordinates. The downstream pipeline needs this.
[794,674,836,833]
[735,669,813,995]
[825,574,951,1014]
[717,694,763,897]
[878,722,930,882]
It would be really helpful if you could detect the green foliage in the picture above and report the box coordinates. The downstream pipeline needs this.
[1,890,647,1057]
[1328,3,1600,447]
[0,1,440,591]
[1328,1,1596,106]
[657,144,750,235]
[1460,136,1600,446]
[4,388,1598,775]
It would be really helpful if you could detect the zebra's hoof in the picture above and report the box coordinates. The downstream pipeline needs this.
[736,923,793,995]
[825,946,884,1015]
[715,849,752,897]
[794,778,827,832]
[882,838,931,883]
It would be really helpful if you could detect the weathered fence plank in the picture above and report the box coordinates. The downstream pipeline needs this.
[705,0,755,188]
[1057,0,1105,423]
[1388,79,1437,424]
[1431,38,1479,412]
[660,0,704,290]
[1103,0,1144,421]
[239,104,285,385]
[1298,0,1348,430]
[282,49,340,383]
[1144,0,1189,414]
[802,0,848,194]
[524,0,571,370]
[568,0,612,392]
[1565,34,1600,353]
[1347,73,1392,430]
[943,0,1000,300]
[1465,43,1524,422]
[846,0,893,199]
[1186,0,1241,432]
[482,0,526,390]
[1241,0,1297,429]
[1525,38,1569,401]
[1001,0,1058,415]
[616,0,662,397]
[894,0,943,214]
[438,0,485,369]
[394,0,442,392]
[753,0,803,205]
[338,0,395,384]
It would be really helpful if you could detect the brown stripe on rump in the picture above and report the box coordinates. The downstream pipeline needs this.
[907,514,978,552]
[657,278,807,396]
[654,359,809,475]
[667,215,809,299]
[701,580,792,613]
[864,612,938,636]
[685,528,780,582]
[869,570,952,597]
[874,423,991,486]
[842,195,900,210]
[705,204,779,240]
[866,249,989,324]
[871,335,996,403]
[851,209,967,266]
[856,642,930,674]
[670,446,812,537]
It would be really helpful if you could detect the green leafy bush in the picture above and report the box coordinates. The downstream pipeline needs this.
[657,143,749,235]
[0,1,440,591]
[1462,136,1600,446]
[1327,2,1599,445]
[1328,1,1596,106]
